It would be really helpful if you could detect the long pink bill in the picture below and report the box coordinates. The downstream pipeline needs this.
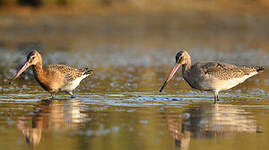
[159,63,181,92]
[9,62,31,84]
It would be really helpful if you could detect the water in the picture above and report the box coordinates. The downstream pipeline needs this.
[0,14,269,150]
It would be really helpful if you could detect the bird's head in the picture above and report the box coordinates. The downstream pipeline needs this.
[160,50,191,92]
[9,50,42,84]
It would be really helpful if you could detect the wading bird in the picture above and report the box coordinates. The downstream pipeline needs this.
[160,50,264,102]
[10,50,94,98]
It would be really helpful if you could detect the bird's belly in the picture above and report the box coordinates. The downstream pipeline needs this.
[198,80,236,91]
[197,76,251,91]
[60,75,88,91]
[61,82,80,91]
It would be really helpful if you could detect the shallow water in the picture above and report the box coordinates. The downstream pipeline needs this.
[1,49,269,150]
[1,14,269,150]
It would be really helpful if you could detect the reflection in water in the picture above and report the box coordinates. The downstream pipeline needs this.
[16,99,86,147]
[166,103,261,150]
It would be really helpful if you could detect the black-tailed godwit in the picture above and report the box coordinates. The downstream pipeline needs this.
[10,50,94,98]
[160,50,264,102]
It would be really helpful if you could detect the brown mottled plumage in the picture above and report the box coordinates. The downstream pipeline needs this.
[45,65,90,82]
[195,62,262,80]
[10,50,94,98]
[160,50,264,102]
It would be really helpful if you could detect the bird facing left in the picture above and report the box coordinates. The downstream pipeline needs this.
[9,50,94,98]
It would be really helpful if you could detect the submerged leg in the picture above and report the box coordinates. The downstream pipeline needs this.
[214,91,219,103]
[50,93,56,99]
[66,91,76,98]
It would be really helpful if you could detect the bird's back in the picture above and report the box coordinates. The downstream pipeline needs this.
[184,62,263,91]
[191,62,262,79]
[37,64,93,92]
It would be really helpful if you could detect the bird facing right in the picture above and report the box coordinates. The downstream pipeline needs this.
[160,50,264,102]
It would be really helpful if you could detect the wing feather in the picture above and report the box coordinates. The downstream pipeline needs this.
[194,62,258,80]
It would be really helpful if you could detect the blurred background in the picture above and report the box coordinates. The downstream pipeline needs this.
[0,0,269,82]
[1,0,269,50]
[0,1,269,150]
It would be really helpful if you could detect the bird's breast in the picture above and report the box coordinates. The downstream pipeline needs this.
[33,70,65,92]
[183,71,215,91]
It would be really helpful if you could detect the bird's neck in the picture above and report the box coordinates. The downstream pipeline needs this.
[182,58,191,73]
[33,60,44,78]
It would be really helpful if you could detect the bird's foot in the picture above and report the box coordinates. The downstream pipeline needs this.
[50,93,56,99]
[214,97,219,103]
[65,91,76,98]
[214,91,219,103]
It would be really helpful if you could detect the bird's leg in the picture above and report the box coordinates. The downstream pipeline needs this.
[66,91,76,98]
[50,93,56,99]
[214,91,219,103]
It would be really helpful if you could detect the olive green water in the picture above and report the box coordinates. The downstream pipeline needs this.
[0,14,269,150]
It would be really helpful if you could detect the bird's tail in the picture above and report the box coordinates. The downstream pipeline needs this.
[255,66,264,73]
[80,68,94,76]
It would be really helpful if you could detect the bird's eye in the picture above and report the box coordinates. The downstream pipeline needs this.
[176,56,183,63]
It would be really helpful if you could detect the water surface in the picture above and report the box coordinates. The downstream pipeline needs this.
[0,14,269,150]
